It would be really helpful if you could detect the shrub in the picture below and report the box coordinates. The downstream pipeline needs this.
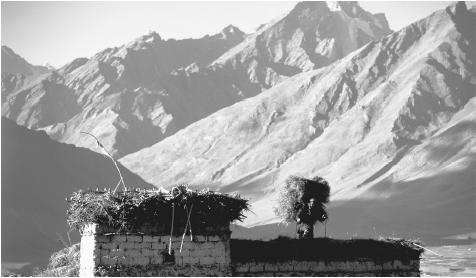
[34,244,80,277]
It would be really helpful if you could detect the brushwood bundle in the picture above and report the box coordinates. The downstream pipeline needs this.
[274,175,330,223]
[66,185,249,233]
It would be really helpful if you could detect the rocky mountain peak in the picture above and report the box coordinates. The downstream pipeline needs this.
[221,24,245,38]
[1,45,50,76]
[119,2,475,230]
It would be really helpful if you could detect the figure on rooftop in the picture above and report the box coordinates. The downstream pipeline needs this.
[275,175,330,239]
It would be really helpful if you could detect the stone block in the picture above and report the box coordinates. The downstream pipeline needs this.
[142,235,154,243]
[124,256,135,266]
[207,235,221,242]
[180,242,193,252]
[99,249,110,257]
[100,255,118,265]
[109,249,125,258]
[215,242,226,251]
[199,256,215,265]
[150,255,164,265]
[142,248,159,257]
[249,263,264,272]
[212,248,226,257]
[182,256,192,264]
[365,261,379,271]
[151,242,166,250]
[116,255,127,265]
[189,257,200,264]
[175,256,183,265]
[187,242,201,251]
[215,255,227,264]
[311,261,327,272]
[95,235,111,243]
[192,249,211,258]
[278,262,294,271]
[118,242,135,249]
[195,235,207,242]
[264,263,279,272]
[178,249,190,257]
[125,249,141,257]
[382,261,393,270]
[127,235,142,242]
[112,235,127,242]
[100,242,118,250]
[134,256,150,266]
[234,263,250,273]
[274,272,292,277]
[136,242,151,249]
[206,242,218,249]
[293,261,312,271]
[393,260,410,270]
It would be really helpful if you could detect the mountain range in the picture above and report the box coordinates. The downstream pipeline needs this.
[120,1,475,230]
[1,1,475,275]
[2,1,390,158]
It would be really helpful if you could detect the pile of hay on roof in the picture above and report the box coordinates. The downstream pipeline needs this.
[66,185,249,234]
[274,175,330,223]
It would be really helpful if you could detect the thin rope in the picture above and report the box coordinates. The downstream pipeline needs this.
[188,212,193,241]
[295,221,298,239]
[412,243,442,257]
[325,221,327,237]
[180,203,194,253]
[169,203,175,255]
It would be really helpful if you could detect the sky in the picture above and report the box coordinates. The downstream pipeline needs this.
[1,1,465,68]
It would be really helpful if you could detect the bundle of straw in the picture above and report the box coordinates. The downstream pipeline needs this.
[274,175,330,223]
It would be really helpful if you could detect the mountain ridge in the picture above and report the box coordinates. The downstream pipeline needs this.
[1,2,391,158]
[120,2,475,230]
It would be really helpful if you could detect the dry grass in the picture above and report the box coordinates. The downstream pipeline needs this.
[274,176,330,223]
[33,244,80,277]
[66,185,249,233]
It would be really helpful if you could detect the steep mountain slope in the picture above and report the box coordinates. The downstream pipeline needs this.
[2,2,390,158]
[1,45,49,76]
[121,2,475,237]
[1,118,152,275]
[1,46,51,103]
[209,1,391,91]
[2,26,246,158]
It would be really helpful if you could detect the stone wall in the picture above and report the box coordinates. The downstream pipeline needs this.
[79,223,231,276]
[231,259,420,276]
[79,224,421,277]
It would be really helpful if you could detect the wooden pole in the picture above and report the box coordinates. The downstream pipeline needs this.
[180,204,194,253]
[169,203,175,255]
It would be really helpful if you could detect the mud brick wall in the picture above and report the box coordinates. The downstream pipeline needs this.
[79,223,231,277]
[80,223,421,277]
[231,259,420,276]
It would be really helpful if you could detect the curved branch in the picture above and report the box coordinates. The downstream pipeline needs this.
[80,131,126,193]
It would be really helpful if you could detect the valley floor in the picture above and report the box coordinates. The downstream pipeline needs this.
[421,243,476,277]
